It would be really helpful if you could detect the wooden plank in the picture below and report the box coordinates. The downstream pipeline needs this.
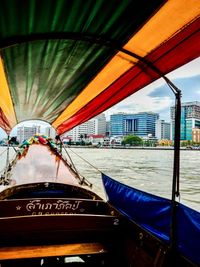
[0,215,118,246]
[0,243,107,260]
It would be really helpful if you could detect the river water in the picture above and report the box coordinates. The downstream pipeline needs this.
[0,147,199,212]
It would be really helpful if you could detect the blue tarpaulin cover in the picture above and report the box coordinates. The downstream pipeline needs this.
[102,173,200,265]
[176,203,200,265]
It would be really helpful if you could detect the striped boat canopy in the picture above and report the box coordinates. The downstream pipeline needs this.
[0,0,199,134]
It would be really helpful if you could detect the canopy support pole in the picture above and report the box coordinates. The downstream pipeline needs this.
[170,89,181,253]
[5,134,10,180]
[159,80,181,261]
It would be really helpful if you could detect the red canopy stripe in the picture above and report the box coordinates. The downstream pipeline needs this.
[56,17,200,134]
[0,107,12,134]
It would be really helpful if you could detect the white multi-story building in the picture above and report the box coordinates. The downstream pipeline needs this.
[63,123,88,142]
[62,113,106,142]
[87,119,97,135]
[95,113,106,135]
[45,127,56,139]
[106,121,110,136]
[17,125,41,143]
[87,114,106,135]
[155,119,170,140]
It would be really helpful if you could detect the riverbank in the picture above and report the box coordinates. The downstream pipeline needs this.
[66,145,198,151]
[0,144,198,151]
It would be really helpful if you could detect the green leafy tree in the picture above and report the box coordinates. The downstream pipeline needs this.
[123,135,142,146]
[79,134,85,145]
[68,139,72,145]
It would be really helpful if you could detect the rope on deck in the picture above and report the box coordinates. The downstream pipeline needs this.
[57,137,94,188]
[56,136,106,189]
[65,145,102,174]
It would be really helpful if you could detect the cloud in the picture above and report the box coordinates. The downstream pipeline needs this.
[167,57,200,79]
[105,89,173,121]
[148,75,200,100]
[15,120,51,127]
[147,84,173,98]
[106,57,200,121]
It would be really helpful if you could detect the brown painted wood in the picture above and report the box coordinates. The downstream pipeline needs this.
[0,214,119,246]
[0,243,107,260]
[0,198,111,217]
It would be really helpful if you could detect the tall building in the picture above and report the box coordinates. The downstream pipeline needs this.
[63,113,106,142]
[45,127,56,139]
[17,125,41,143]
[110,113,125,136]
[64,123,88,142]
[171,101,200,140]
[155,119,171,140]
[106,121,110,136]
[110,112,159,137]
[94,114,106,135]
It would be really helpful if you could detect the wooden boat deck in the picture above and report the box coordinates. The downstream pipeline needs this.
[0,243,107,260]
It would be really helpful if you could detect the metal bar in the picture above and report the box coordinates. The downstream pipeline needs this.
[170,90,181,251]
[5,135,10,180]
[0,32,181,96]
[0,32,169,80]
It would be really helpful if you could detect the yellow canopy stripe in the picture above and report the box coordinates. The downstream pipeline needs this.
[0,57,17,129]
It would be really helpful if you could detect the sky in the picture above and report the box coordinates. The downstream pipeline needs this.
[104,57,200,121]
[0,57,200,139]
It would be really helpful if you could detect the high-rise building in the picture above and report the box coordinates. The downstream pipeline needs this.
[110,113,125,136]
[63,113,106,142]
[64,123,88,142]
[45,127,56,139]
[171,101,200,140]
[155,119,171,140]
[95,114,106,135]
[106,121,110,136]
[110,112,159,137]
[17,125,41,143]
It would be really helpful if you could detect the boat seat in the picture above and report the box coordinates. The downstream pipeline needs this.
[0,213,119,246]
[0,242,107,260]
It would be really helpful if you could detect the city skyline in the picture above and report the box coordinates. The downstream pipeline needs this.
[0,57,199,139]
[4,101,199,144]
